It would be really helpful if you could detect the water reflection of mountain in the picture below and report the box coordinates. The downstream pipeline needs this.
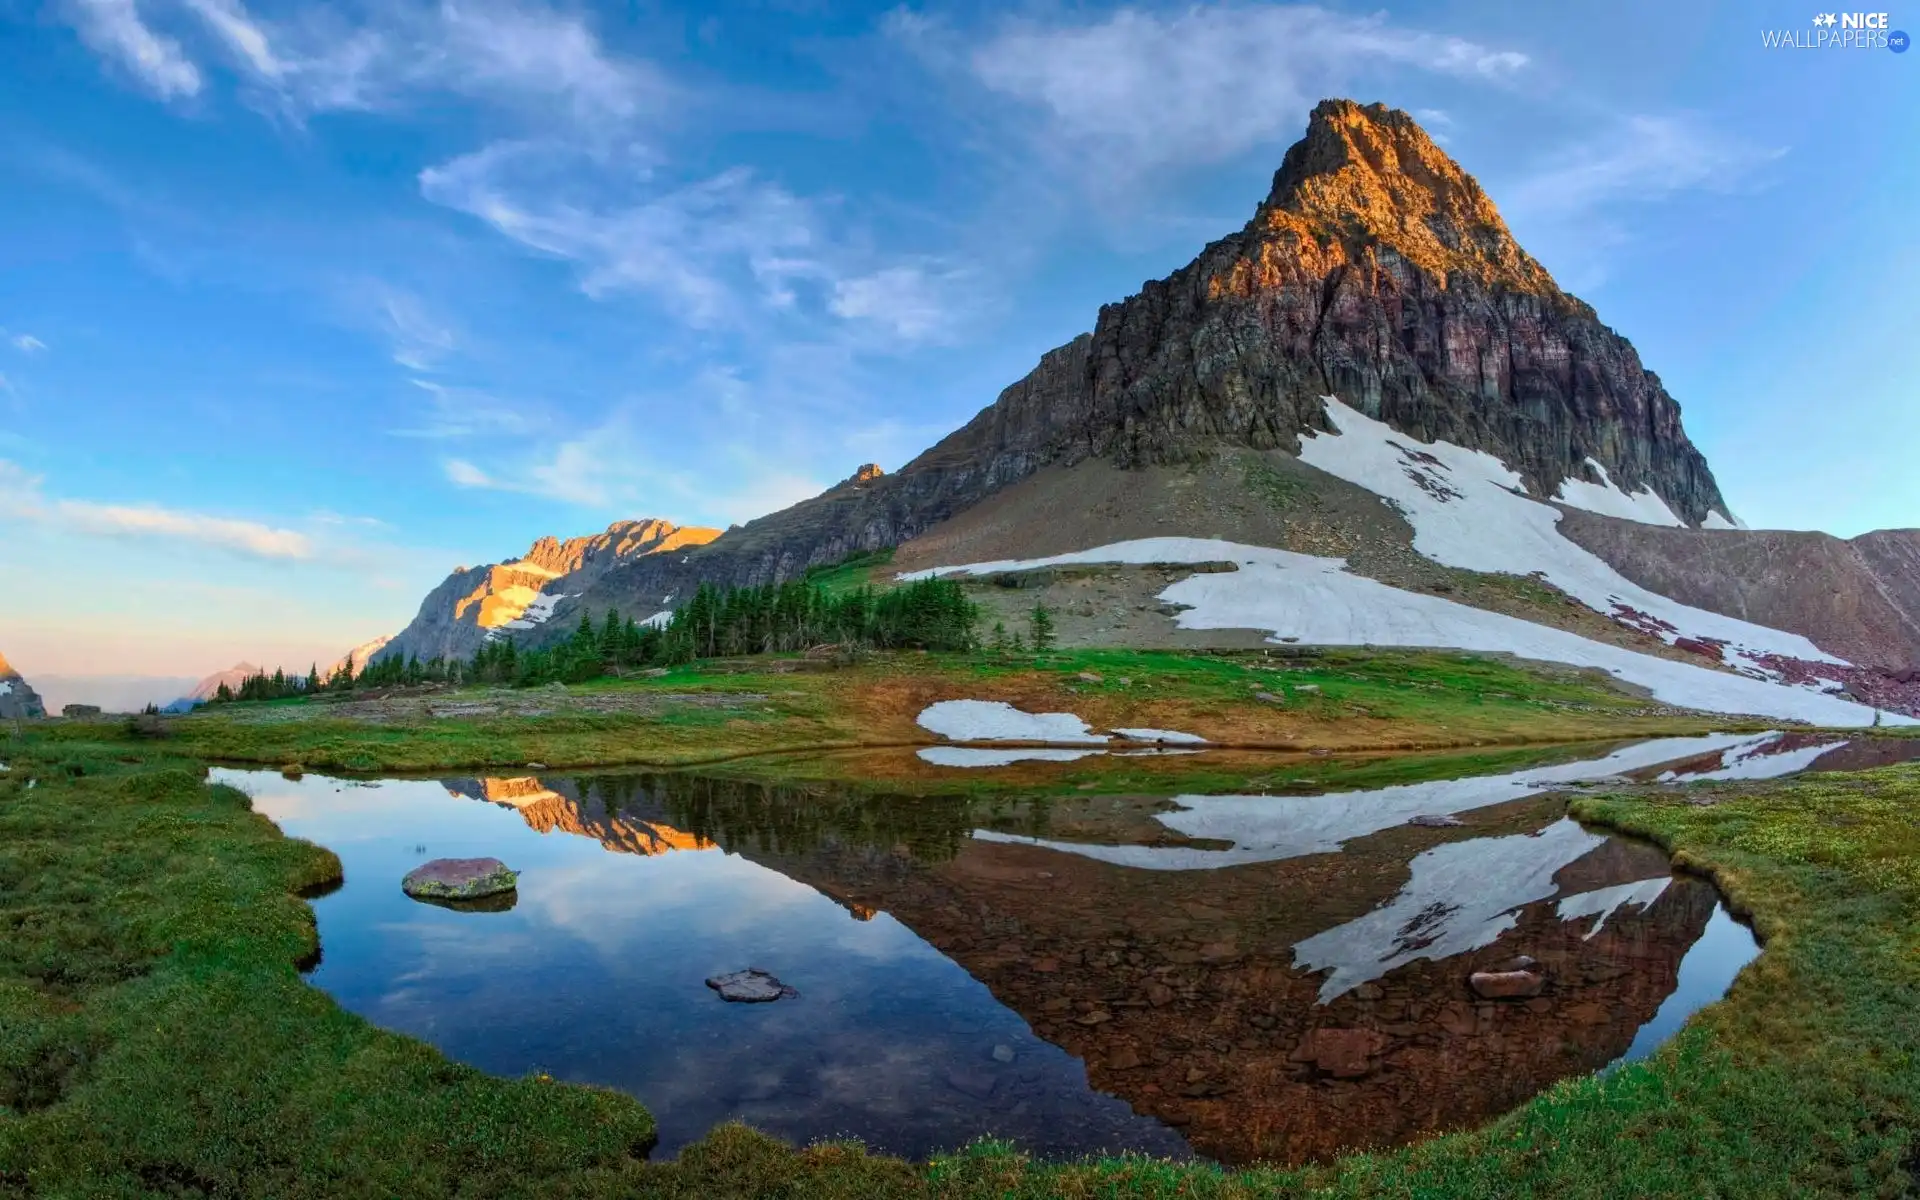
[445,769,1721,1165]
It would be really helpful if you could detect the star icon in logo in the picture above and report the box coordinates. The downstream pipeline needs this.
[1814,12,1838,26]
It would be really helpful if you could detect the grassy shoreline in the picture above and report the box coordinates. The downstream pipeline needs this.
[27,647,1766,778]
[4,726,1917,1195]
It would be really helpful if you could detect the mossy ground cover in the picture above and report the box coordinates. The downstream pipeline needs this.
[4,727,1917,1197]
[24,647,1749,779]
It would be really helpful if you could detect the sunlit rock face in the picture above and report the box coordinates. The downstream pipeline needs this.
[378,519,721,665]
[443,776,715,858]
[0,650,47,720]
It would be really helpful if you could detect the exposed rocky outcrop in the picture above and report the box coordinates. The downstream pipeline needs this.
[1558,512,1920,671]
[557,99,1733,632]
[0,651,47,720]
[379,519,721,665]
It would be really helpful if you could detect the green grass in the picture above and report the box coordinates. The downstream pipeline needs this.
[804,547,897,595]
[25,648,1742,782]
[5,731,1918,1196]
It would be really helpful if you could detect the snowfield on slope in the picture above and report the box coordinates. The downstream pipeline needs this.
[1296,396,1842,677]
[902,539,1908,727]
[916,699,1109,744]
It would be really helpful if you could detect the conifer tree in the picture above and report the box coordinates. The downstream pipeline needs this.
[1029,602,1056,653]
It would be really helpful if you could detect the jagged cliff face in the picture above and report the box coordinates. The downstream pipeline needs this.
[0,650,47,720]
[380,519,721,665]
[560,100,1730,629]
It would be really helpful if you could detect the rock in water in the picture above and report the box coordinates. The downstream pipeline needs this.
[1469,969,1546,999]
[1408,814,1463,828]
[401,857,518,902]
[705,968,799,1003]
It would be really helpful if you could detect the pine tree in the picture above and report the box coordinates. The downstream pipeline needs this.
[1029,602,1056,653]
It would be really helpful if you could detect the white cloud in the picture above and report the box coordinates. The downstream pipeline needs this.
[419,142,827,327]
[443,458,494,487]
[1500,114,1785,288]
[829,265,965,343]
[8,334,48,354]
[914,4,1527,177]
[374,287,457,370]
[394,380,539,439]
[62,0,203,99]
[0,458,314,560]
[1504,114,1785,219]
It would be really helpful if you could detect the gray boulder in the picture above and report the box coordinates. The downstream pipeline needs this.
[401,857,518,902]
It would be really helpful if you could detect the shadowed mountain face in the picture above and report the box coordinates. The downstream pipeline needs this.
[455,768,1730,1164]
[553,99,1730,630]
[0,650,47,720]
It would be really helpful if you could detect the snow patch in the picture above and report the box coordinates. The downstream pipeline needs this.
[917,746,1107,767]
[1701,510,1748,531]
[1293,818,1606,1002]
[916,699,1108,744]
[1553,458,1685,527]
[966,734,1774,871]
[904,538,1907,727]
[1556,877,1672,940]
[1110,727,1209,744]
[0,681,10,696]
[500,559,561,579]
[641,610,674,629]
[1296,396,1844,674]
[499,590,572,631]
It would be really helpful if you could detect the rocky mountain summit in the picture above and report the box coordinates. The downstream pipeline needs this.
[546,99,1733,629]
[0,650,47,720]
[378,519,721,665]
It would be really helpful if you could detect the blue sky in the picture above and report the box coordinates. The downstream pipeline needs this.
[1,0,1914,676]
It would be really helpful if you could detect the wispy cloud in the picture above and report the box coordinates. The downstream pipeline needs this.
[62,0,668,122]
[5,332,49,354]
[1500,113,1786,287]
[0,458,314,560]
[61,0,203,99]
[394,380,540,439]
[894,4,1527,181]
[373,286,457,370]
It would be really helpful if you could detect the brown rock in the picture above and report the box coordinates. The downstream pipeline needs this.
[1470,969,1546,999]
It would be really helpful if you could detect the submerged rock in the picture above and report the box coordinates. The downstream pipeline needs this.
[1289,1027,1386,1079]
[706,968,799,1003]
[401,857,518,902]
[1469,968,1546,999]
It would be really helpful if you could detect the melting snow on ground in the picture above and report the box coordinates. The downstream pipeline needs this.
[904,539,1907,727]
[1293,817,1619,1002]
[916,699,1108,744]
[1296,396,1842,677]
[1655,732,1848,782]
[1109,727,1209,744]
[968,734,1771,871]
[1556,877,1672,940]
[1551,458,1686,527]
[917,746,1107,767]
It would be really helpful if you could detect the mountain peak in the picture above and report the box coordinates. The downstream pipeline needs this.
[1254,99,1561,298]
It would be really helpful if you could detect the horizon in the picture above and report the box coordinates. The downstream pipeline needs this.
[3,0,1916,681]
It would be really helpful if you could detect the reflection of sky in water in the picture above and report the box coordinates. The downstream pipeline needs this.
[1610,906,1761,1068]
[225,770,1188,1161]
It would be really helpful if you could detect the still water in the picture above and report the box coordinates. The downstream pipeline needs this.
[214,728,1890,1166]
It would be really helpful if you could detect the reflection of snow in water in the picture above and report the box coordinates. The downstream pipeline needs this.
[1293,818,1672,1002]
[916,700,1108,744]
[1556,877,1671,939]
[1655,732,1848,782]
[969,733,1771,871]
[917,747,1107,768]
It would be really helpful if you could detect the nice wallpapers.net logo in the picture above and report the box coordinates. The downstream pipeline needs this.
[1762,12,1910,49]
